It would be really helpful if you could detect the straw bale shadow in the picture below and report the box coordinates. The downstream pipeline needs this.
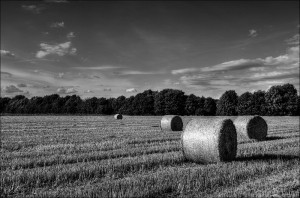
[264,136,284,141]
[235,154,299,162]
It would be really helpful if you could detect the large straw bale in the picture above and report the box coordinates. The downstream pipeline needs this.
[181,118,237,164]
[234,116,268,141]
[114,114,123,120]
[160,115,183,131]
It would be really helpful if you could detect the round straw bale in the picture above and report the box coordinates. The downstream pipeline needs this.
[181,118,237,164]
[160,115,183,131]
[114,114,123,120]
[234,116,268,141]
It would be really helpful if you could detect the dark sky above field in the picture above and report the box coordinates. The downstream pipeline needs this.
[1,1,299,99]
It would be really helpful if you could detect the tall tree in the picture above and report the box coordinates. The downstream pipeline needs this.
[236,92,254,115]
[184,94,198,115]
[265,83,298,115]
[112,96,126,114]
[132,90,156,115]
[83,97,99,114]
[203,97,217,116]
[252,90,266,115]
[216,90,238,116]
[195,96,205,115]
[154,89,186,115]
[0,97,11,113]
[63,95,82,114]
[119,96,135,115]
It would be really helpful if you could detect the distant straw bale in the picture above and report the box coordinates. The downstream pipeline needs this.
[181,118,237,164]
[160,115,183,131]
[234,116,268,141]
[114,114,123,120]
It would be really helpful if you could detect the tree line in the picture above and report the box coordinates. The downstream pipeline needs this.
[0,83,299,116]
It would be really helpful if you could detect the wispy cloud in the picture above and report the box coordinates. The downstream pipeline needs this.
[178,44,299,94]
[126,88,137,93]
[1,72,13,78]
[17,83,27,88]
[2,85,23,93]
[58,72,64,78]
[114,70,160,75]
[74,66,123,70]
[249,29,258,37]
[36,42,77,58]
[22,5,45,14]
[57,87,77,94]
[1,50,15,58]
[67,32,75,39]
[171,68,200,75]
[50,22,65,28]
[200,48,298,72]
[286,34,299,45]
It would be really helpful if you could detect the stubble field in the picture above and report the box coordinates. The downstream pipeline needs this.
[1,116,299,197]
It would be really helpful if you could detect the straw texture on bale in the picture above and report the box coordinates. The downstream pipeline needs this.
[114,114,123,120]
[160,115,183,131]
[181,118,237,164]
[234,116,268,141]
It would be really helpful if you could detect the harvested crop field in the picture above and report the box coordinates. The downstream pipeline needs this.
[1,116,299,197]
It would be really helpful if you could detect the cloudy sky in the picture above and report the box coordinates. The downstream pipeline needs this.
[1,1,299,99]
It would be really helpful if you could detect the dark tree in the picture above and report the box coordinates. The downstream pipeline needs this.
[0,97,11,113]
[112,96,126,114]
[119,96,135,115]
[82,97,99,114]
[265,84,298,116]
[297,95,300,116]
[252,90,266,115]
[154,89,186,115]
[63,95,82,114]
[236,92,254,115]
[185,94,198,115]
[195,96,205,116]
[216,90,238,116]
[132,90,156,115]
[203,97,217,116]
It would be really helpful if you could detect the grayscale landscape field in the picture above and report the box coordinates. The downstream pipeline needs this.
[1,116,299,197]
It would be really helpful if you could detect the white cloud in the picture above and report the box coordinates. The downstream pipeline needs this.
[177,44,299,93]
[249,29,257,37]
[17,83,27,88]
[85,90,93,93]
[126,88,137,93]
[286,34,299,45]
[201,59,259,72]
[2,85,23,93]
[57,87,77,94]
[171,68,199,75]
[115,70,158,75]
[200,48,298,72]
[58,73,64,78]
[1,50,15,58]
[70,48,77,55]
[67,32,75,39]
[251,71,291,78]
[36,42,77,58]
[74,66,123,70]
[22,5,45,14]
[50,22,64,28]
[103,88,112,91]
